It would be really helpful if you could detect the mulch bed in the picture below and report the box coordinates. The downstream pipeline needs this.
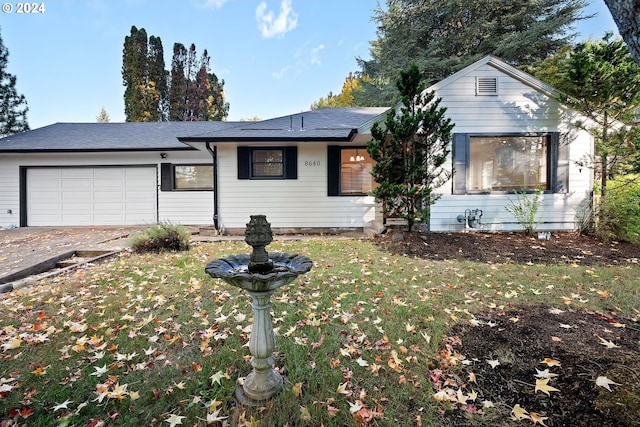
[377,231,640,426]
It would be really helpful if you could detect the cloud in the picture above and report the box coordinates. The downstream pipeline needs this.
[256,0,298,39]
[272,65,292,79]
[310,44,325,65]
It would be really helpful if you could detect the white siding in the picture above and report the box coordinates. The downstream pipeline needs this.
[216,143,378,231]
[429,62,594,232]
[0,160,19,228]
[0,151,215,228]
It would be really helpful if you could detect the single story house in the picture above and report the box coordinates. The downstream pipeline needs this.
[0,55,593,233]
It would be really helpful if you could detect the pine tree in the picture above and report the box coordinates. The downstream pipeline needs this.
[96,107,110,123]
[356,0,588,106]
[605,0,640,64]
[367,65,454,231]
[0,27,29,137]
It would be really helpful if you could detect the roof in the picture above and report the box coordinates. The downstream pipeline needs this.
[0,107,389,152]
[0,121,237,153]
[178,107,390,143]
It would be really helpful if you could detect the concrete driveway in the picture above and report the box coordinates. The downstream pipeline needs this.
[0,226,141,285]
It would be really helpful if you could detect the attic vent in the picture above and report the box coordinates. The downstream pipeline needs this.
[476,77,498,95]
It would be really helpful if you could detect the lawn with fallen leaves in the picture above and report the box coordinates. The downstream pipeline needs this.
[1,236,639,426]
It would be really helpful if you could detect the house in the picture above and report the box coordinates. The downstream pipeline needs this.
[0,55,593,233]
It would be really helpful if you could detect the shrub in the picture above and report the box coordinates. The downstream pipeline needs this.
[505,187,543,235]
[130,222,191,253]
[597,175,640,243]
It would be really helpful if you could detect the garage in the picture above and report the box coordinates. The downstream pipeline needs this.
[25,167,158,226]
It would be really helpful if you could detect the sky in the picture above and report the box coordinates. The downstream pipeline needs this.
[1,0,620,130]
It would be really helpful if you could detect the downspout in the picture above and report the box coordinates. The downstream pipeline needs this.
[205,142,219,231]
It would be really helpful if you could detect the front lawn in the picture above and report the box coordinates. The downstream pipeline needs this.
[1,238,638,426]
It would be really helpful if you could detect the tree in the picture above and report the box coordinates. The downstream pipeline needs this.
[169,44,228,121]
[355,0,589,107]
[96,107,110,123]
[122,26,149,122]
[0,27,29,137]
[604,0,640,65]
[148,35,168,120]
[532,34,640,199]
[367,65,454,231]
[310,73,366,109]
[168,43,187,121]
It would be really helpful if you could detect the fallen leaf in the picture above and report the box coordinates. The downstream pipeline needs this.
[597,336,620,349]
[535,369,559,379]
[595,376,621,392]
[165,414,185,427]
[534,378,560,396]
[530,411,549,426]
[511,404,529,421]
[292,382,303,397]
[486,359,500,369]
[541,358,561,367]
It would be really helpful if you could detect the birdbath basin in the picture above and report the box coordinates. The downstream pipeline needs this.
[205,215,312,405]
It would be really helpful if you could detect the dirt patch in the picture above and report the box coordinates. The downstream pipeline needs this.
[377,231,640,426]
[378,230,640,267]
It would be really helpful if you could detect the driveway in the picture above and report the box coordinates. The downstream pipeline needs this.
[0,226,141,283]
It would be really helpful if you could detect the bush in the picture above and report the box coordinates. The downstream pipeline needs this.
[505,187,543,235]
[597,175,640,243]
[130,222,191,253]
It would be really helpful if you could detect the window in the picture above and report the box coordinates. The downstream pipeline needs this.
[160,163,213,191]
[468,136,548,191]
[237,146,297,179]
[252,149,284,177]
[328,146,377,196]
[452,133,568,195]
[174,165,214,190]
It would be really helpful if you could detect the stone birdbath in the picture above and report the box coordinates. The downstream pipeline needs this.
[205,215,312,405]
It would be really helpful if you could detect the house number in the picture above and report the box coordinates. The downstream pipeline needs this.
[304,161,321,167]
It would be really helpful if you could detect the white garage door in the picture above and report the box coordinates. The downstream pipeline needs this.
[27,167,157,226]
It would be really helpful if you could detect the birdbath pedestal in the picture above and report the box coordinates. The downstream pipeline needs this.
[204,215,312,405]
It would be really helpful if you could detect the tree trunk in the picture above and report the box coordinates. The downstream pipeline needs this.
[604,0,640,65]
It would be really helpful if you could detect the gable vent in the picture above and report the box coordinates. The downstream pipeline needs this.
[476,77,498,95]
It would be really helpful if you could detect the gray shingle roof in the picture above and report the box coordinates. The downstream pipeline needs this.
[0,108,390,152]
[179,108,390,142]
[0,121,238,152]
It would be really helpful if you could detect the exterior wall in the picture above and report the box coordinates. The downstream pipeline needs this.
[215,140,379,232]
[428,63,594,232]
[0,151,214,228]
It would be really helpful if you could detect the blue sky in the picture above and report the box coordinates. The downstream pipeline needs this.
[1,0,619,129]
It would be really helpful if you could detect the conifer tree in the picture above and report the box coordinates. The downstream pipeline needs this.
[367,65,454,231]
[355,0,588,106]
[168,43,187,121]
[0,27,29,137]
[122,26,148,121]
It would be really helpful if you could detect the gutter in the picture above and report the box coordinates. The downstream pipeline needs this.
[205,142,219,231]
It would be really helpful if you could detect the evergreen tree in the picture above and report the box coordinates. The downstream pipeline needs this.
[122,26,148,122]
[168,43,187,121]
[148,35,168,121]
[356,0,588,107]
[0,27,29,137]
[367,65,454,231]
[96,107,110,123]
[531,34,640,199]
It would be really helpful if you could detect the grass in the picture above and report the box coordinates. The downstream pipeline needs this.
[0,238,639,426]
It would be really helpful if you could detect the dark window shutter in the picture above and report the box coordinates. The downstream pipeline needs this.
[160,163,173,191]
[554,132,569,193]
[284,146,297,179]
[237,147,250,179]
[452,134,468,195]
[327,145,340,196]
